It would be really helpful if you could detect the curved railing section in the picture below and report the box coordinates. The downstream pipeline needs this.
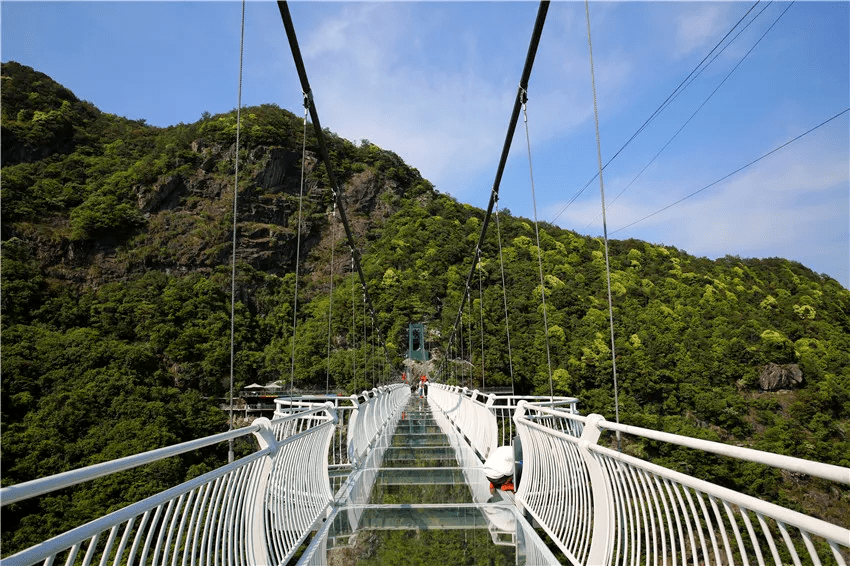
[514,401,850,566]
[1,403,338,566]
[296,384,409,564]
[345,384,409,466]
[429,384,580,461]
[428,385,499,461]
[275,394,359,492]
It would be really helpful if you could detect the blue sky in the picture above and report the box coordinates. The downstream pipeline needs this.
[3,1,848,288]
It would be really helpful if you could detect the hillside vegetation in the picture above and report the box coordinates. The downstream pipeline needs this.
[2,61,848,554]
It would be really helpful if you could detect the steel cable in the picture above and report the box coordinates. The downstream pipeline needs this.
[228,0,246,464]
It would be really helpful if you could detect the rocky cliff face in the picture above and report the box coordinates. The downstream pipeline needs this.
[758,363,803,391]
[2,62,435,293]
[6,139,412,291]
[0,62,433,298]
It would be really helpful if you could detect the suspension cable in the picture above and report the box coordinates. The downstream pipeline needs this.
[289,99,309,398]
[362,292,367,388]
[586,1,786,229]
[478,261,485,389]
[612,106,849,234]
[351,257,357,389]
[585,0,621,446]
[278,1,390,369]
[494,205,515,395]
[441,0,550,377]
[467,291,473,389]
[551,0,764,224]
[228,0,246,464]
[522,90,554,399]
[459,306,464,385]
[326,202,336,395]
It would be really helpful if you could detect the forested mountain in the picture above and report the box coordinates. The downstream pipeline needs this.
[2,61,848,555]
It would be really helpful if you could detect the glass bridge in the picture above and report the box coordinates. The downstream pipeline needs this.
[2,384,848,566]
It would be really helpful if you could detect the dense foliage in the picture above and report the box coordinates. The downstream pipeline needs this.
[2,62,848,556]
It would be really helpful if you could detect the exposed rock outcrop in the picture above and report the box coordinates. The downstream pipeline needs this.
[253,147,304,193]
[137,175,184,213]
[758,363,803,391]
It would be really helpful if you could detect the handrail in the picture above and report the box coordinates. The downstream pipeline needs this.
[2,451,270,566]
[428,385,498,460]
[346,384,408,465]
[276,395,357,468]
[7,386,845,566]
[521,401,850,485]
[590,442,850,544]
[0,425,258,507]
[428,384,580,460]
[514,401,850,566]
[1,403,338,566]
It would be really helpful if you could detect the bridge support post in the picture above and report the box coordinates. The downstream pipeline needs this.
[246,418,277,566]
[581,414,614,566]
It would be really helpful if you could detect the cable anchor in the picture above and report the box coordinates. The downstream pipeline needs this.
[519,86,529,106]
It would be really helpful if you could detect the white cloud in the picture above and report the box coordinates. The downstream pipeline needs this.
[589,130,849,285]
[671,3,735,60]
[259,3,849,286]
[293,4,533,195]
[282,3,641,198]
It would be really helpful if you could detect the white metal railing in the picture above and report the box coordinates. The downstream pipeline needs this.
[513,401,850,566]
[345,385,409,466]
[428,385,497,460]
[275,394,358,470]
[1,403,337,566]
[428,384,579,460]
[8,382,843,566]
[295,384,409,564]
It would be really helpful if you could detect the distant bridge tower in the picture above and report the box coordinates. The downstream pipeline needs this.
[407,322,430,361]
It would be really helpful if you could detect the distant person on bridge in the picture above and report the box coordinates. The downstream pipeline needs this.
[419,375,429,398]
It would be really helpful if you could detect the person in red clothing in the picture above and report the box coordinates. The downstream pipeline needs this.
[419,375,429,398]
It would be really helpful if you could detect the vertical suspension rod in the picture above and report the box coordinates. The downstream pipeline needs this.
[442,0,549,375]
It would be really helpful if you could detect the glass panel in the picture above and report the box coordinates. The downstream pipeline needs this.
[373,467,467,485]
[308,397,562,564]
[392,433,449,447]
[383,447,458,468]
[369,480,474,504]
[325,528,516,565]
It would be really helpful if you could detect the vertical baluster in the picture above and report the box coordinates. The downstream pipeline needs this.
[80,533,100,566]
[63,542,81,566]
[111,517,137,566]
[799,530,823,566]
[775,521,803,566]
[755,512,782,566]
[661,478,686,566]
[692,490,722,566]
[667,482,699,566]
[139,504,165,566]
[151,497,178,566]
[721,499,750,566]
[739,507,767,566]
[97,524,121,566]
[185,482,211,566]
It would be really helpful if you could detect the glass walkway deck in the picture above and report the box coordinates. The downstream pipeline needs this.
[313,397,558,565]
